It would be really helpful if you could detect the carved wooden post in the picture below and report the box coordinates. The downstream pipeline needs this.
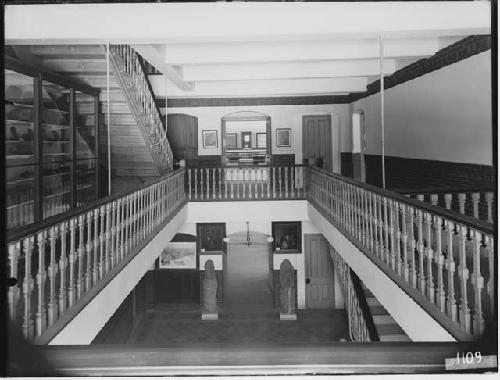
[485,192,493,223]
[279,259,297,320]
[471,230,484,337]
[22,237,35,340]
[8,242,21,321]
[445,221,457,322]
[202,260,218,320]
[457,225,471,333]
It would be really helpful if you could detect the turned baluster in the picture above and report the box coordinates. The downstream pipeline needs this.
[200,168,205,200]
[188,169,192,199]
[444,194,452,210]
[407,207,417,288]
[445,221,457,322]
[92,209,99,285]
[22,237,35,340]
[417,194,424,202]
[484,235,494,319]
[218,168,222,199]
[76,215,85,299]
[284,167,289,198]
[99,206,106,278]
[368,192,375,253]
[458,193,466,215]
[430,194,439,206]
[35,231,48,337]
[416,210,426,294]
[85,211,93,291]
[400,204,409,281]
[424,213,435,304]
[116,200,123,263]
[278,167,283,198]
[290,167,295,198]
[434,216,446,313]
[485,192,493,223]
[68,218,79,307]
[353,187,360,240]
[470,230,485,337]
[58,223,68,315]
[376,195,383,260]
[194,168,198,200]
[47,227,58,326]
[457,225,471,332]
[348,184,354,235]
[383,197,389,265]
[104,204,112,273]
[471,193,480,219]
[8,242,21,321]
[211,168,216,200]
[388,200,397,271]
[395,201,403,276]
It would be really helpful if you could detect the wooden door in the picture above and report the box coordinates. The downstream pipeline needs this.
[304,234,335,309]
[167,113,198,163]
[302,115,332,171]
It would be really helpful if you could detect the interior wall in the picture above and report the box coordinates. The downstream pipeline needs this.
[350,51,492,165]
[167,104,350,171]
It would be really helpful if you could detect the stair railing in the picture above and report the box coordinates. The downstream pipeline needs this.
[108,45,173,174]
[308,167,495,341]
[329,245,379,342]
[7,169,186,343]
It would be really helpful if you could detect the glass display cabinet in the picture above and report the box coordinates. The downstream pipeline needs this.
[5,56,101,231]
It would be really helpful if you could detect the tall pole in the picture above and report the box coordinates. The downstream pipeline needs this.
[106,42,112,195]
[379,35,386,189]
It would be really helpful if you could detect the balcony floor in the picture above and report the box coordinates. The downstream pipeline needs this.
[126,303,350,345]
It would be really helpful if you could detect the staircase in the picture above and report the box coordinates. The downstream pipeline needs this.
[26,44,167,189]
[360,282,412,342]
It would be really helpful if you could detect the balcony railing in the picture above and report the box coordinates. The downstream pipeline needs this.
[401,188,494,223]
[7,169,186,343]
[186,165,307,201]
[308,167,495,340]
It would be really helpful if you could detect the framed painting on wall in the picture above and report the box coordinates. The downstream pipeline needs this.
[225,133,237,148]
[256,132,267,148]
[276,128,291,147]
[202,130,218,149]
[160,242,197,269]
[272,221,301,253]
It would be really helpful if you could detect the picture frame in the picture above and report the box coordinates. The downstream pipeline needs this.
[225,133,237,148]
[272,221,301,253]
[202,130,218,149]
[159,242,197,269]
[256,132,267,148]
[276,128,291,147]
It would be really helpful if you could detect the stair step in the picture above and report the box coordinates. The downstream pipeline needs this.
[372,314,396,325]
[375,323,406,336]
[379,334,412,342]
[367,305,388,315]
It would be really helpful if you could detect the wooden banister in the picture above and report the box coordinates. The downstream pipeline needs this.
[307,167,495,341]
[7,169,186,343]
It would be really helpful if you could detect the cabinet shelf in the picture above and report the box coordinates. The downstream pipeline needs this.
[44,191,71,200]
[7,177,35,186]
[7,200,35,209]
[5,101,34,108]
[42,123,70,129]
[7,154,34,160]
[43,140,71,143]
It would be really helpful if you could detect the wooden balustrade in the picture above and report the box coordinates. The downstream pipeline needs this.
[330,245,378,342]
[308,167,494,340]
[186,165,307,201]
[109,45,173,173]
[7,169,186,343]
[402,189,494,223]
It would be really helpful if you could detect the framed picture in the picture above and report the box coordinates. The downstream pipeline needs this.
[202,130,218,149]
[272,221,301,253]
[276,128,291,147]
[160,242,197,269]
[225,133,237,148]
[256,132,267,148]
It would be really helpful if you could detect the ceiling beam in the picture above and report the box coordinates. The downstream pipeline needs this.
[162,38,441,65]
[131,45,194,92]
[5,2,490,44]
[182,59,396,82]
[165,77,368,98]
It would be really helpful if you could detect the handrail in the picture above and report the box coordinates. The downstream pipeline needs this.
[7,169,186,342]
[137,55,166,128]
[7,169,185,243]
[309,167,493,234]
[329,244,379,342]
[109,44,173,173]
[395,187,494,195]
[308,166,495,340]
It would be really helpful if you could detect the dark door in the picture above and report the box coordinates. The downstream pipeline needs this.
[167,113,198,164]
[302,115,332,171]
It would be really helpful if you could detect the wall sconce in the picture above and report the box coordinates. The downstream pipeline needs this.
[222,237,230,243]
[266,235,274,243]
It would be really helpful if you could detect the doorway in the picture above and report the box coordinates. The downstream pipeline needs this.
[302,115,332,171]
[224,230,273,315]
[304,234,335,309]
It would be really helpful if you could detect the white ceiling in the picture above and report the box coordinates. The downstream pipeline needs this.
[5,2,491,98]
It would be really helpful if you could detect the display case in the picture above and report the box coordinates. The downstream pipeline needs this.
[5,57,101,231]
